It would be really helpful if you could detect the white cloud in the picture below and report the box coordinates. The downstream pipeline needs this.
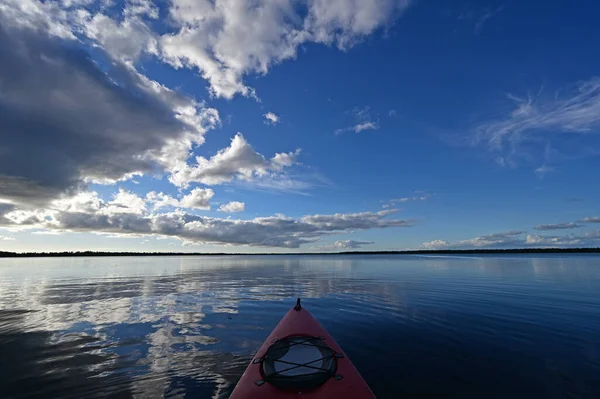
[147,188,215,211]
[422,239,449,249]
[146,192,181,210]
[124,0,159,19]
[424,229,600,249]
[525,231,600,247]
[0,0,77,40]
[77,12,158,62]
[264,112,280,125]
[168,133,300,187]
[423,231,524,249]
[534,222,581,231]
[31,230,63,235]
[353,121,379,133]
[180,188,215,210]
[392,194,430,203]
[159,0,412,99]
[316,239,373,251]
[103,189,147,215]
[389,109,397,116]
[218,201,245,213]
[471,77,600,166]
[335,106,380,134]
[580,217,600,223]
[0,235,16,241]
[272,149,301,169]
[306,0,411,49]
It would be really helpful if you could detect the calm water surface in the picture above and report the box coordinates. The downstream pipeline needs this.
[1,255,599,398]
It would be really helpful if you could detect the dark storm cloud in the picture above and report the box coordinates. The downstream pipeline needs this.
[0,25,191,205]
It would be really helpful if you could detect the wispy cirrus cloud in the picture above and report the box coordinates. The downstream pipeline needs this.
[471,77,600,169]
[457,5,505,35]
[382,192,430,208]
[335,106,380,135]
[335,122,379,135]
[392,194,430,203]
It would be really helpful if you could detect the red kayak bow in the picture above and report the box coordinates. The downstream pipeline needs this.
[230,299,375,399]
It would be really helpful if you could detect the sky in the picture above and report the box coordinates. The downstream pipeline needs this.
[1,0,600,252]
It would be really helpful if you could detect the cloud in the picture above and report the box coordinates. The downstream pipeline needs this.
[423,231,524,249]
[264,112,280,125]
[77,12,158,63]
[31,230,63,236]
[457,5,504,35]
[2,0,412,100]
[218,201,246,213]
[146,188,215,211]
[0,0,76,40]
[1,1,314,208]
[424,229,600,249]
[525,231,600,247]
[145,192,181,210]
[389,109,397,117]
[335,106,380,134]
[534,222,581,231]
[123,0,160,19]
[534,164,553,178]
[180,188,215,210]
[168,133,300,187]
[159,0,412,99]
[580,217,600,223]
[0,192,412,248]
[0,235,15,241]
[353,122,379,133]
[316,240,374,251]
[0,16,220,207]
[471,77,600,167]
[103,189,147,215]
[392,194,430,203]
[302,209,412,230]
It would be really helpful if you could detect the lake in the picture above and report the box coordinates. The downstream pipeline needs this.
[0,255,599,398]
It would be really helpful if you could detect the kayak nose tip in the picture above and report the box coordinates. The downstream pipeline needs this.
[294,297,302,311]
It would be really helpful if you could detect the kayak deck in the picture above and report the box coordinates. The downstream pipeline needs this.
[230,299,375,398]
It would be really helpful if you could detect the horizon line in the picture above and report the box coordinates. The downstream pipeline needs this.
[1,248,600,258]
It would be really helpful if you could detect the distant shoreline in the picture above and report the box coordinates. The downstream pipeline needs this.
[1,248,600,258]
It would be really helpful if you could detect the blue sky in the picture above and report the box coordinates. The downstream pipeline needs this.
[1,0,600,252]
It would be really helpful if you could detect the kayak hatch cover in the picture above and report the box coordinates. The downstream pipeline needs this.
[229,298,376,398]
